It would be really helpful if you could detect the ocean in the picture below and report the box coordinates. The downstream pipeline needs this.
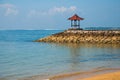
[0,30,120,80]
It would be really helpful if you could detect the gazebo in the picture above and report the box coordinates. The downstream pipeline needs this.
[68,14,84,29]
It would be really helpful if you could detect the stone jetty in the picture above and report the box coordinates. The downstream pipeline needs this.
[35,30,120,44]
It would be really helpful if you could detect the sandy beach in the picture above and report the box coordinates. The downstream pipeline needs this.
[78,71,120,80]
[44,68,120,80]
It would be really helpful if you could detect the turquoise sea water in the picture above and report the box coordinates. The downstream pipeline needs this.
[0,30,120,80]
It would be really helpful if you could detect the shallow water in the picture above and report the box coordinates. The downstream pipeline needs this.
[0,30,120,80]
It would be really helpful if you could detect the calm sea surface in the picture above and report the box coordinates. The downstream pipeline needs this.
[0,30,120,80]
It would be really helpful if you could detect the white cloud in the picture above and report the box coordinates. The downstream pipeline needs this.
[5,8,18,16]
[0,3,18,16]
[69,6,76,11]
[0,3,15,8]
[50,6,77,14]
[49,6,67,14]
[28,6,77,16]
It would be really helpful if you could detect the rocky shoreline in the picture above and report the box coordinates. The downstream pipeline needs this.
[35,30,120,44]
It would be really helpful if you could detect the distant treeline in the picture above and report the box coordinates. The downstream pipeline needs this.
[85,27,120,30]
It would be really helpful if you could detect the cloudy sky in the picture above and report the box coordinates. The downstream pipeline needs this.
[0,0,120,30]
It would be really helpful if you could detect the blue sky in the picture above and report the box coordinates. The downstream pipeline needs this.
[0,0,120,30]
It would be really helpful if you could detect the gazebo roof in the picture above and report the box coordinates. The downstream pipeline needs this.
[68,14,84,20]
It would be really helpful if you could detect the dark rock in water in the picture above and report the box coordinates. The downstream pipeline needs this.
[35,30,120,44]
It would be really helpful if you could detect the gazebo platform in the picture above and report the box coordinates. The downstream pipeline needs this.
[68,28,83,30]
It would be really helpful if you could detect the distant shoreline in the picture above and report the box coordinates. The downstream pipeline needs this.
[35,30,120,44]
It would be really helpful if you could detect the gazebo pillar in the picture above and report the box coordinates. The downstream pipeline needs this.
[74,20,77,27]
[78,20,80,28]
[74,20,76,27]
[71,20,73,27]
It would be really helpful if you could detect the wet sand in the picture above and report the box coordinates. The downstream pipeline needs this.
[48,68,120,80]
[79,71,120,80]
[19,68,120,80]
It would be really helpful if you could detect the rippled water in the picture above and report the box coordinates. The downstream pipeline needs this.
[0,30,120,80]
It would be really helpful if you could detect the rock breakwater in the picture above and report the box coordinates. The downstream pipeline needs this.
[36,30,120,44]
